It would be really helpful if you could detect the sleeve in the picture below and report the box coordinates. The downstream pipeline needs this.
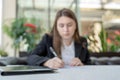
[81,37,91,65]
[84,49,91,65]
[27,34,50,66]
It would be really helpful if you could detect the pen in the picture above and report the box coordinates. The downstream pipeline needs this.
[50,47,57,57]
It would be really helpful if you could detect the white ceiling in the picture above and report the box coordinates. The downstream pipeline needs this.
[18,0,120,28]
[18,0,120,9]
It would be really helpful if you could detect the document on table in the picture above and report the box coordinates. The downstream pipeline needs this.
[62,65,81,69]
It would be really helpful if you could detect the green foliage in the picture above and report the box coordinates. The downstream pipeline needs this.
[110,35,120,52]
[116,35,120,41]
[0,48,8,57]
[100,26,120,52]
[110,44,118,52]
[3,18,41,54]
[99,24,108,52]
[3,18,27,52]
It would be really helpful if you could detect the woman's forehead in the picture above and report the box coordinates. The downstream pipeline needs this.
[57,16,75,23]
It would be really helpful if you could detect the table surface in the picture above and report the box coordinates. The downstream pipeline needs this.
[1,65,120,80]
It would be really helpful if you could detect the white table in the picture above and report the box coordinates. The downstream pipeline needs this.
[1,65,120,80]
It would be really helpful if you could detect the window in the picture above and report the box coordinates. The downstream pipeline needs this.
[0,0,3,46]
[17,0,120,52]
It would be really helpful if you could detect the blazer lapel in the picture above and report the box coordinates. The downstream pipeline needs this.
[74,42,82,57]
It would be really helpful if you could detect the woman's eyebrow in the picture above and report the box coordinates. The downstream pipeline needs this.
[67,22,73,24]
[58,21,73,24]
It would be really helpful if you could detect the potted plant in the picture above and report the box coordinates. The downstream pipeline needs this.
[107,30,120,52]
[0,48,8,57]
[3,18,42,57]
[99,23,108,52]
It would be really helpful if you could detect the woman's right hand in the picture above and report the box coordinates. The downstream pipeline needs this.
[43,57,64,69]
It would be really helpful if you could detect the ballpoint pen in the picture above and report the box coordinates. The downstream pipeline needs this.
[50,47,58,57]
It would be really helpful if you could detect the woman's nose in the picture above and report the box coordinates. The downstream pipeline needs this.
[63,26,68,32]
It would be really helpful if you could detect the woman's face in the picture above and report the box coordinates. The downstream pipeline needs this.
[57,16,76,40]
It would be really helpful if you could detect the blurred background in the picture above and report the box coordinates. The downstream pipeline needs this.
[0,0,120,57]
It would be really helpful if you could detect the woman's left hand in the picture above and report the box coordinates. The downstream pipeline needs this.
[70,58,84,66]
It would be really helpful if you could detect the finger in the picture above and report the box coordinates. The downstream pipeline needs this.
[70,58,81,66]
[78,62,84,66]
[45,59,57,69]
[75,62,81,66]
[70,60,77,66]
[53,57,64,65]
[75,58,84,66]
[48,62,59,69]
[48,58,64,68]
[51,63,63,69]
[74,60,84,66]
[53,61,64,68]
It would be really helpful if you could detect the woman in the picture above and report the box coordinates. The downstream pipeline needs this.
[27,8,91,69]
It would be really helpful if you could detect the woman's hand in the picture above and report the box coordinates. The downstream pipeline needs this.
[70,58,84,66]
[43,57,64,69]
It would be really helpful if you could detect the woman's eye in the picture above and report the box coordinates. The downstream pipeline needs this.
[59,24,64,28]
[67,23,72,27]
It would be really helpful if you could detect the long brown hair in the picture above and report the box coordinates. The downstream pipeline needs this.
[50,8,80,58]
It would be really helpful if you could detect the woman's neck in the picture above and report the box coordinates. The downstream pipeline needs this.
[62,39,73,46]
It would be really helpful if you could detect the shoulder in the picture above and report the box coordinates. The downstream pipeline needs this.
[42,33,52,39]
[79,36,87,43]
[41,33,53,43]
[79,36,88,48]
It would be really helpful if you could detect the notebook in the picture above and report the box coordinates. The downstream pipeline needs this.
[0,65,56,76]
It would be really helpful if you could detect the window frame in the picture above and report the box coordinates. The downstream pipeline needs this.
[0,0,3,46]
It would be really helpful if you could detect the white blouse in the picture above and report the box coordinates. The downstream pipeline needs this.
[61,41,75,65]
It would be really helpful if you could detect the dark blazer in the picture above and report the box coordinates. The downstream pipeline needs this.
[27,34,91,66]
